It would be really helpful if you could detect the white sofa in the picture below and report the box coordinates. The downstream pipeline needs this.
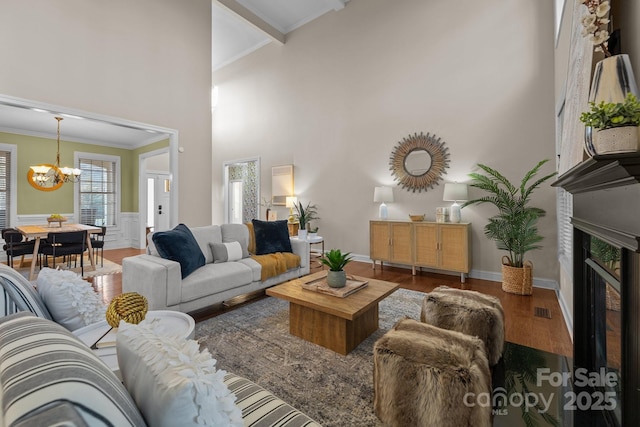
[122,224,310,313]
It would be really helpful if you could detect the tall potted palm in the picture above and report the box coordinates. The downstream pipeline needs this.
[462,160,557,295]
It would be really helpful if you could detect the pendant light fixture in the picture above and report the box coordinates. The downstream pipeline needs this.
[29,116,81,189]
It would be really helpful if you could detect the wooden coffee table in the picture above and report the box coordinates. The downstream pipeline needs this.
[266,271,399,355]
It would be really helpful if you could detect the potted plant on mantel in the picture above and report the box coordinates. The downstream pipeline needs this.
[462,160,557,295]
[294,201,319,240]
[578,0,640,156]
[580,92,640,154]
[319,249,353,288]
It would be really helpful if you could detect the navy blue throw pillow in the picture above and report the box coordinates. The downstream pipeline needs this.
[252,219,292,255]
[152,224,205,279]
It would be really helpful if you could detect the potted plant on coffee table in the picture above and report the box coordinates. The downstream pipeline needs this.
[294,201,319,240]
[580,92,640,154]
[319,249,353,288]
[462,160,557,295]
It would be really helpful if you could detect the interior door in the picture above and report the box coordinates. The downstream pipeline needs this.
[146,173,171,232]
[223,158,260,224]
[228,180,243,224]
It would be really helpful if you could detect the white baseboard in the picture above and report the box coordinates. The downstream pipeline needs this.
[353,254,573,340]
[468,269,558,290]
[556,288,574,341]
[352,255,559,290]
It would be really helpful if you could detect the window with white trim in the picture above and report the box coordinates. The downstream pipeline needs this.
[557,187,573,274]
[0,149,11,229]
[79,155,119,227]
[555,93,573,276]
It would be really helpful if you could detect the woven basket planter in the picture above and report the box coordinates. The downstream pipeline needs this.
[501,256,533,295]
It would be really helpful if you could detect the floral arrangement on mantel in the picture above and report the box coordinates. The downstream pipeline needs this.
[579,0,612,57]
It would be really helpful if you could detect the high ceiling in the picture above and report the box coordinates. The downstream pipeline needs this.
[0,1,348,148]
[212,0,348,71]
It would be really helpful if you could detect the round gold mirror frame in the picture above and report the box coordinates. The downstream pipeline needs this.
[389,132,450,193]
[27,164,64,192]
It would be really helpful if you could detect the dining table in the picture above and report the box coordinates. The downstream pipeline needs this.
[16,223,102,280]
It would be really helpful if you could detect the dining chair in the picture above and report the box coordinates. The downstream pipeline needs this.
[2,228,36,269]
[89,226,107,267]
[39,231,88,276]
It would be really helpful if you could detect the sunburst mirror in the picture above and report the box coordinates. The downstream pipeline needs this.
[389,132,450,192]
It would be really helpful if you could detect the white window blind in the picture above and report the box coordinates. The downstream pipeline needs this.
[79,158,117,226]
[557,187,573,274]
[0,150,10,229]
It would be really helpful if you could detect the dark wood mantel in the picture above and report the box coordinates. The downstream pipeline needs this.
[553,151,640,427]
[552,152,640,194]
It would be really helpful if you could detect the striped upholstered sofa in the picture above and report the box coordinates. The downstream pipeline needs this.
[0,261,320,427]
[0,312,321,427]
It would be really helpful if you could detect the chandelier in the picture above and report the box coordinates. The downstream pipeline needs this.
[29,117,81,188]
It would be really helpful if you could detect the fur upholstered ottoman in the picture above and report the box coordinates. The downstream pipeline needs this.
[421,286,505,365]
[373,318,492,427]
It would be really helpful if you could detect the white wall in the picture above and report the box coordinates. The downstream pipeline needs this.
[0,0,212,226]
[213,0,558,281]
[619,0,640,84]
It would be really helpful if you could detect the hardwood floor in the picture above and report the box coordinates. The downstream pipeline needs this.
[95,248,573,358]
[91,248,145,304]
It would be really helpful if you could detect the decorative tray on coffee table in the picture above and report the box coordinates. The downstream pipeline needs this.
[301,273,368,298]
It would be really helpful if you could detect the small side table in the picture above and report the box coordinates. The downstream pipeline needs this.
[291,235,325,269]
[73,310,195,379]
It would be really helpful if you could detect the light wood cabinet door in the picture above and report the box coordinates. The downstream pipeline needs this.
[389,222,413,265]
[414,223,438,267]
[370,221,391,261]
[439,224,469,273]
[371,220,470,281]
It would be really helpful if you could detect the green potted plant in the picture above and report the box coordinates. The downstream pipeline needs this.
[294,201,319,239]
[580,92,640,154]
[462,160,557,295]
[319,249,353,288]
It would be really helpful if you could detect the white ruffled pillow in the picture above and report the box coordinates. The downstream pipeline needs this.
[36,267,106,331]
[117,319,243,427]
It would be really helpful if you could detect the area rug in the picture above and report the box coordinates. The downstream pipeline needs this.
[195,288,571,427]
[13,256,122,280]
[195,288,424,427]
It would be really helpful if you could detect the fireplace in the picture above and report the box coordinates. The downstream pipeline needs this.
[554,153,640,427]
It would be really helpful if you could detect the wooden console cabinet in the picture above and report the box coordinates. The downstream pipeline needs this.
[370,221,413,266]
[370,220,471,282]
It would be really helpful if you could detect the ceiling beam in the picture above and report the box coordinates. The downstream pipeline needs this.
[328,0,348,11]
[215,0,285,45]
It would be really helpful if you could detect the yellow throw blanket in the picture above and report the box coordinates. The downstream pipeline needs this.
[246,222,256,255]
[251,252,301,281]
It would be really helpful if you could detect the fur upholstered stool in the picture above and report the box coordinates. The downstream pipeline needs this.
[373,318,492,427]
[421,286,505,365]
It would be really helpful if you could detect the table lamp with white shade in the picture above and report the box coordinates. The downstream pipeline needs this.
[285,196,298,222]
[443,183,468,223]
[374,186,394,219]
